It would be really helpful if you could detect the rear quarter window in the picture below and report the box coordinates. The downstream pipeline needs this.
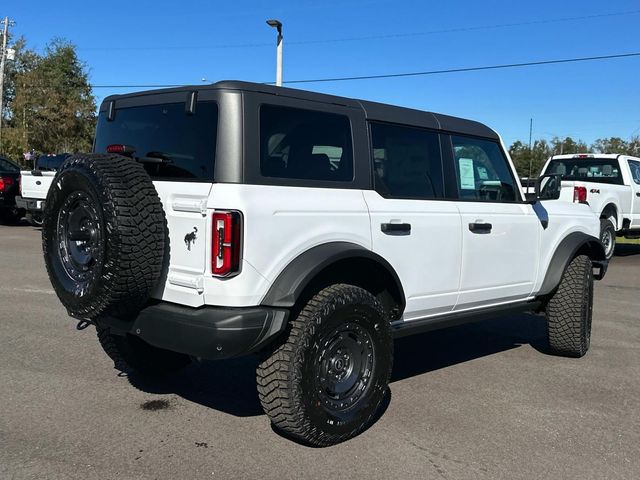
[94,102,217,181]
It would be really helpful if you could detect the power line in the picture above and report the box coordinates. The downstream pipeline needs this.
[23,51,640,89]
[277,52,640,85]
[77,9,640,52]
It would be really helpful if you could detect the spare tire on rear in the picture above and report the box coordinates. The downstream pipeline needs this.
[42,153,167,320]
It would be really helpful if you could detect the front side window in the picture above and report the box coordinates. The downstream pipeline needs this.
[370,122,443,199]
[260,105,353,182]
[627,160,640,185]
[94,102,218,180]
[452,136,518,202]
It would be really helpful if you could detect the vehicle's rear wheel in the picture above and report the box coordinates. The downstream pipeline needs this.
[97,327,191,376]
[599,219,616,260]
[256,284,393,447]
[42,153,167,320]
[545,255,594,358]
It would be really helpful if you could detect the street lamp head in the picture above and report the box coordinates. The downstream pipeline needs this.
[266,19,282,33]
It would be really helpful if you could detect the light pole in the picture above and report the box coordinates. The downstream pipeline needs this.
[266,19,283,86]
[0,16,16,152]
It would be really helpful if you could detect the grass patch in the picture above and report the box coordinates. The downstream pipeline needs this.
[618,236,640,245]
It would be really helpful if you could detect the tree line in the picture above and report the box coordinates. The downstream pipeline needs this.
[509,136,640,178]
[1,36,96,164]
[1,35,638,174]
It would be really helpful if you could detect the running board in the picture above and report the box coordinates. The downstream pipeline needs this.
[391,300,543,339]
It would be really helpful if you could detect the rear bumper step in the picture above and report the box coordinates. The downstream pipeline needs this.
[97,302,289,360]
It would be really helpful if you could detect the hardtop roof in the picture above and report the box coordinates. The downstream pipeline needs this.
[100,80,499,140]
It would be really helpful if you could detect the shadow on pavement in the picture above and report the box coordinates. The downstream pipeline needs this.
[614,243,640,257]
[126,313,548,418]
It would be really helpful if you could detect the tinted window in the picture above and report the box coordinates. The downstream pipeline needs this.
[0,158,19,172]
[370,122,443,199]
[260,105,353,182]
[629,160,640,185]
[94,102,217,180]
[452,136,517,202]
[36,154,70,171]
[546,157,624,186]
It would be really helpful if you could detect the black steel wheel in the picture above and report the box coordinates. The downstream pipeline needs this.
[257,284,393,447]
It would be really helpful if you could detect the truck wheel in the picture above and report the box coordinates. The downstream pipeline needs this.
[256,284,393,446]
[97,327,191,376]
[42,153,167,320]
[545,255,593,358]
[599,219,616,260]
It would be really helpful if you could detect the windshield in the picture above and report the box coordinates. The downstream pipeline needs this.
[94,101,218,181]
[546,158,624,185]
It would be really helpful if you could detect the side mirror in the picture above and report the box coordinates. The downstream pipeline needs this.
[535,174,562,201]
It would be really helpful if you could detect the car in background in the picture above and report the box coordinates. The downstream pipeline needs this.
[0,156,24,224]
[540,153,640,259]
[16,153,70,226]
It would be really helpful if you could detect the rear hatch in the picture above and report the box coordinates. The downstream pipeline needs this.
[94,99,218,307]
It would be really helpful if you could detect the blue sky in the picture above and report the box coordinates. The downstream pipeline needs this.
[10,0,640,146]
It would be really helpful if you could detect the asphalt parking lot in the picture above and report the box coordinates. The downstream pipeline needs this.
[1,224,639,480]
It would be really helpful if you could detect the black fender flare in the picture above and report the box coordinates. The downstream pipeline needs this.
[538,232,607,296]
[260,241,406,312]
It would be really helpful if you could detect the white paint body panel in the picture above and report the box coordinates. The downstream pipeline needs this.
[151,182,600,316]
[19,171,55,200]
[363,191,462,320]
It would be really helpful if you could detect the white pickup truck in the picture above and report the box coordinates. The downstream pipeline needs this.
[540,153,640,259]
[15,154,68,225]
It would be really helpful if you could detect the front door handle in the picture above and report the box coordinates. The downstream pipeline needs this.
[636,192,640,197]
[469,222,492,233]
[381,222,411,235]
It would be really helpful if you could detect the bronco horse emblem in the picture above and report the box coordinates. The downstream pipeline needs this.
[184,227,198,251]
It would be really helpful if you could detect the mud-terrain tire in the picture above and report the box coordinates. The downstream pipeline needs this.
[545,255,594,358]
[97,327,191,376]
[599,219,616,260]
[257,284,393,447]
[42,153,166,320]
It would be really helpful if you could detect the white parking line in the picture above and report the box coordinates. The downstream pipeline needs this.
[0,287,55,295]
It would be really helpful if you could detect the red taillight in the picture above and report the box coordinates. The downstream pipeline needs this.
[212,211,242,277]
[106,144,135,155]
[573,186,587,203]
[0,176,13,192]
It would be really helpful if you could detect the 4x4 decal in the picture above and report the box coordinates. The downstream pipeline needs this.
[184,227,198,251]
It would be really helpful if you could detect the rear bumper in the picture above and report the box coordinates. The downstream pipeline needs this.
[97,302,289,360]
[15,196,44,212]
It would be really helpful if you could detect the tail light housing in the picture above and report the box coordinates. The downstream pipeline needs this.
[0,176,14,193]
[212,210,242,277]
[573,186,587,203]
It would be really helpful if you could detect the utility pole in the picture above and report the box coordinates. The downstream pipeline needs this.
[0,16,15,153]
[527,118,534,180]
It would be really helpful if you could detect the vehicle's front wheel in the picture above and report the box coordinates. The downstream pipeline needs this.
[97,327,191,376]
[257,284,393,446]
[599,219,616,260]
[545,255,594,358]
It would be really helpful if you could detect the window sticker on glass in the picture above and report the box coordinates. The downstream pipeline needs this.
[477,166,489,180]
[458,158,475,189]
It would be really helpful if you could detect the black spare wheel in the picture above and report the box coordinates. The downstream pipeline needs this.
[42,153,167,320]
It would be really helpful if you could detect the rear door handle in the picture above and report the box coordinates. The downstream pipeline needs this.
[381,222,411,235]
[469,222,492,233]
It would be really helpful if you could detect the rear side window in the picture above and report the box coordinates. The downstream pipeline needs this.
[546,158,624,185]
[452,136,518,202]
[629,160,640,185]
[94,102,217,180]
[260,105,353,182]
[0,158,19,172]
[370,122,443,199]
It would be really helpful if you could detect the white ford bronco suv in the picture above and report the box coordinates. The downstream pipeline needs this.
[540,153,640,259]
[42,81,607,446]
